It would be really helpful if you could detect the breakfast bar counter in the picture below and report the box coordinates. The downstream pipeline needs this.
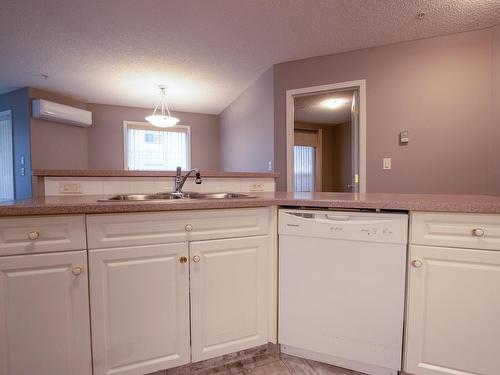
[1,192,500,216]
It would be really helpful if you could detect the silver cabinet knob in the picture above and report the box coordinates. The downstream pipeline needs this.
[192,255,201,263]
[412,259,423,268]
[472,228,485,237]
[27,231,40,240]
[185,224,193,232]
[72,267,83,276]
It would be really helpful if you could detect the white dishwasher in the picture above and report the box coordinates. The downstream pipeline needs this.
[279,209,408,375]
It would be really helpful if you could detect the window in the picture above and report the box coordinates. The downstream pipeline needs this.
[124,121,190,171]
[294,145,315,192]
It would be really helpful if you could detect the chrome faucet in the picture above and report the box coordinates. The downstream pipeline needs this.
[174,166,202,194]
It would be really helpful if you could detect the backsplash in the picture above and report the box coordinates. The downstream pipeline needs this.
[42,176,275,196]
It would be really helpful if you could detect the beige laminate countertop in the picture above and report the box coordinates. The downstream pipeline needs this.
[1,192,500,216]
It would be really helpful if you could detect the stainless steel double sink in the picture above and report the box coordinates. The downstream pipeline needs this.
[98,192,255,202]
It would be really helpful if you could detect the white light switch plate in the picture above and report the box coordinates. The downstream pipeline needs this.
[383,158,392,170]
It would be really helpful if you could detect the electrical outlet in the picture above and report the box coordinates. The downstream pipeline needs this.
[249,182,265,192]
[383,158,392,170]
[59,182,82,194]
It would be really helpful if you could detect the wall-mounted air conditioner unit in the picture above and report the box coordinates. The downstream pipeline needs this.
[32,99,92,128]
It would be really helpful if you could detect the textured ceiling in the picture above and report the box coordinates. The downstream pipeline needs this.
[295,90,355,125]
[1,0,499,114]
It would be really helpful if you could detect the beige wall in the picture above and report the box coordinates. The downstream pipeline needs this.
[489,24,500,196]
[29,88,88,169]
[87,104,220,170]
[295,122,351,192]
[27,90,221,171]
[220,67,274,172]
[275,29,495,194]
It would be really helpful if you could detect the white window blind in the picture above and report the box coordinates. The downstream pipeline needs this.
[124,122,190,171]
[0,110,14,200]
[294,145,315,192]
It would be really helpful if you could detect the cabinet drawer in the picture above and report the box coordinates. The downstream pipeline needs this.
[87,208,270,249]
[184,208,270,241]
[0,215,86,256]
[87,212,189,249]
[411,212,500,250]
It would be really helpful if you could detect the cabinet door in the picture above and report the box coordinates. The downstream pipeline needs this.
[404,245,500,375]
[89,243,190,375]
[190,236,268,362]
[0,250,91,375]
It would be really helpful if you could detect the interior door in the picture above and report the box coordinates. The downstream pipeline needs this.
[89,242,190,375]
[190,236,268,362]
[0,250,92,375]
[0,110,14,200]
[404,245,500,375]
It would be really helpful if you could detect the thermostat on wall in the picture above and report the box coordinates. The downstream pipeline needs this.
[400,130,409,144]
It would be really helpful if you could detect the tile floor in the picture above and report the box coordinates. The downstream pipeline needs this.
[236,354,363,375]
[157,353,365,374]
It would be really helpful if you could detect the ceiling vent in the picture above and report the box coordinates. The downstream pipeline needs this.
[32,99,92,128]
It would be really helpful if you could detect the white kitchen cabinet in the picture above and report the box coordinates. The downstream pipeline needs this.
[190,236,269,362]
[404,244,500,375]
[89,242,191,375]
[85,207,273,374]
[0,250,92,375]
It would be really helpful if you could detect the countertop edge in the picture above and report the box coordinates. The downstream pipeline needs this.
[32,169,280,179]
[2,195,500,216]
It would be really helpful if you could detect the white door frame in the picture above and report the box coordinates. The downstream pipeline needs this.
[0,110,14,200]
[286,80,366,192]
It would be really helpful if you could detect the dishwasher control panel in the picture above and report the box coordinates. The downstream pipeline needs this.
[279,209,408,244]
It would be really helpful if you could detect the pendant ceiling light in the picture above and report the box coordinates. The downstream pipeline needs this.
[145,85,180,127]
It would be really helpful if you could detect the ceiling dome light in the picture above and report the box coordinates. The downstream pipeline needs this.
[321,98,346,109]
[145,114,180,127]
[145,85,179,128]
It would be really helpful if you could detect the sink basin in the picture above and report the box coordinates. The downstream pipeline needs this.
[190,192,255,199]
[98,192,184,201]
[99,192,255,202]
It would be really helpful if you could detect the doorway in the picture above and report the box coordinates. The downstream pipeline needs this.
[294,128,322,191]
[286,80,366,192]
[0,110,14,200]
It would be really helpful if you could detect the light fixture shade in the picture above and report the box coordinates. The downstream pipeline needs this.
[145,115,180,128]
[146,85,179,127]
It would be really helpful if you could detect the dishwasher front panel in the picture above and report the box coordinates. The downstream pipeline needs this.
[278,210,408,375]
